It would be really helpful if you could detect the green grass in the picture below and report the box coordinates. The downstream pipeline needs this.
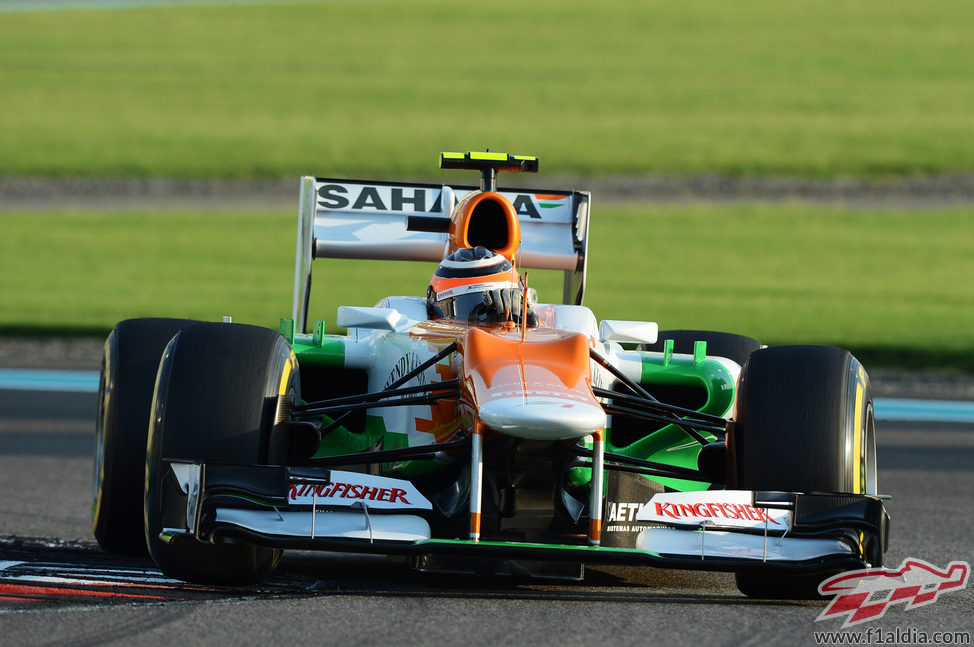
[590,205,974,370]
[2,0,974,178]
[3,204,973,371]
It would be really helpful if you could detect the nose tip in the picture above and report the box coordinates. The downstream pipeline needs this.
[477,397,606,441]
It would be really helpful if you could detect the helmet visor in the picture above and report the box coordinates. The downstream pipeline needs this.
[433,288,535,325]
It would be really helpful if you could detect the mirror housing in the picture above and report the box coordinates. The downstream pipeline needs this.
[598,320,659,344]
[337,306,403,331]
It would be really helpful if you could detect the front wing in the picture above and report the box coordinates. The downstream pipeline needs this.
[157,460,889,577]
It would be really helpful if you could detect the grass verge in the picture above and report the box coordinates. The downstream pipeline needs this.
[2,0,974,178]
[2,203,972,371]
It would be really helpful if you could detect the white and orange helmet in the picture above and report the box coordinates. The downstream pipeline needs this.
[426,246,536,325]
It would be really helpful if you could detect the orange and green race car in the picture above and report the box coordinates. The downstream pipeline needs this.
[92,152,888,598]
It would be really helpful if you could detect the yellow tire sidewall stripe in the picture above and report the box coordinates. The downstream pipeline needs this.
[278,351,296,396]
[852,368,865,494]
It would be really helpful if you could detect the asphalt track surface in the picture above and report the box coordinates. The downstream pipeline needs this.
[1,389,971,647]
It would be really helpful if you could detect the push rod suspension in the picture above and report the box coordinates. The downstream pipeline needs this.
[572,446,706,481]
[297,390,459,416]
[600,403,725,438]
[295,379,459,414]
[574,459,712,484]
[589,348,716,446]
[592,386,727,427]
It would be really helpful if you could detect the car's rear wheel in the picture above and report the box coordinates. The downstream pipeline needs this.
[144,322,297,584]
[93,318,194,555]
[730,345,878,598]
[639,329,761,367]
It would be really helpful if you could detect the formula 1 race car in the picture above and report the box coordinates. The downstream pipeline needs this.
[92,152,888,598]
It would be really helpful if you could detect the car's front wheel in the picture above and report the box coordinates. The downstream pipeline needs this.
[730,345,879,599]
[144,322,297,585]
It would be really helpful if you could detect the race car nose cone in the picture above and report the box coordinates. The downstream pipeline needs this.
[478,397,606,440]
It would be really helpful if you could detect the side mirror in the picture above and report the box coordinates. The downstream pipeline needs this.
[598,320,659,344]
[337,306,403,331]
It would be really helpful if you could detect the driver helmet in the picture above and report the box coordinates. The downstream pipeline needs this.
[427,246,537,325]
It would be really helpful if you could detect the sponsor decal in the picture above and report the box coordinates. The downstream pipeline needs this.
[607,501,643,523]
[289,481,411,505]
[605,501,649,533]
[318,184,440,213]
[652,500,780,524]
[383,352,429,389]
[288,470,431,511]
[315,182,553,219]
[601,471,664,548]
[637,490,789,529]
[435,281,519,300]
[816,557,971,628]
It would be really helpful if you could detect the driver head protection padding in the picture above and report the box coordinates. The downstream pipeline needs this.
[426,247,536,325]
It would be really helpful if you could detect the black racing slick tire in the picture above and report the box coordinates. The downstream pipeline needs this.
[144,322,298,585]
[639,329,761,367]
[93,318,195,555]
[730,345,878,599]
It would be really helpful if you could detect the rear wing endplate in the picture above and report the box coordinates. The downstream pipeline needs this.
[292,177,591,333]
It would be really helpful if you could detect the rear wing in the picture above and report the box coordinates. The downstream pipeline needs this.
[292,177,591,333]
